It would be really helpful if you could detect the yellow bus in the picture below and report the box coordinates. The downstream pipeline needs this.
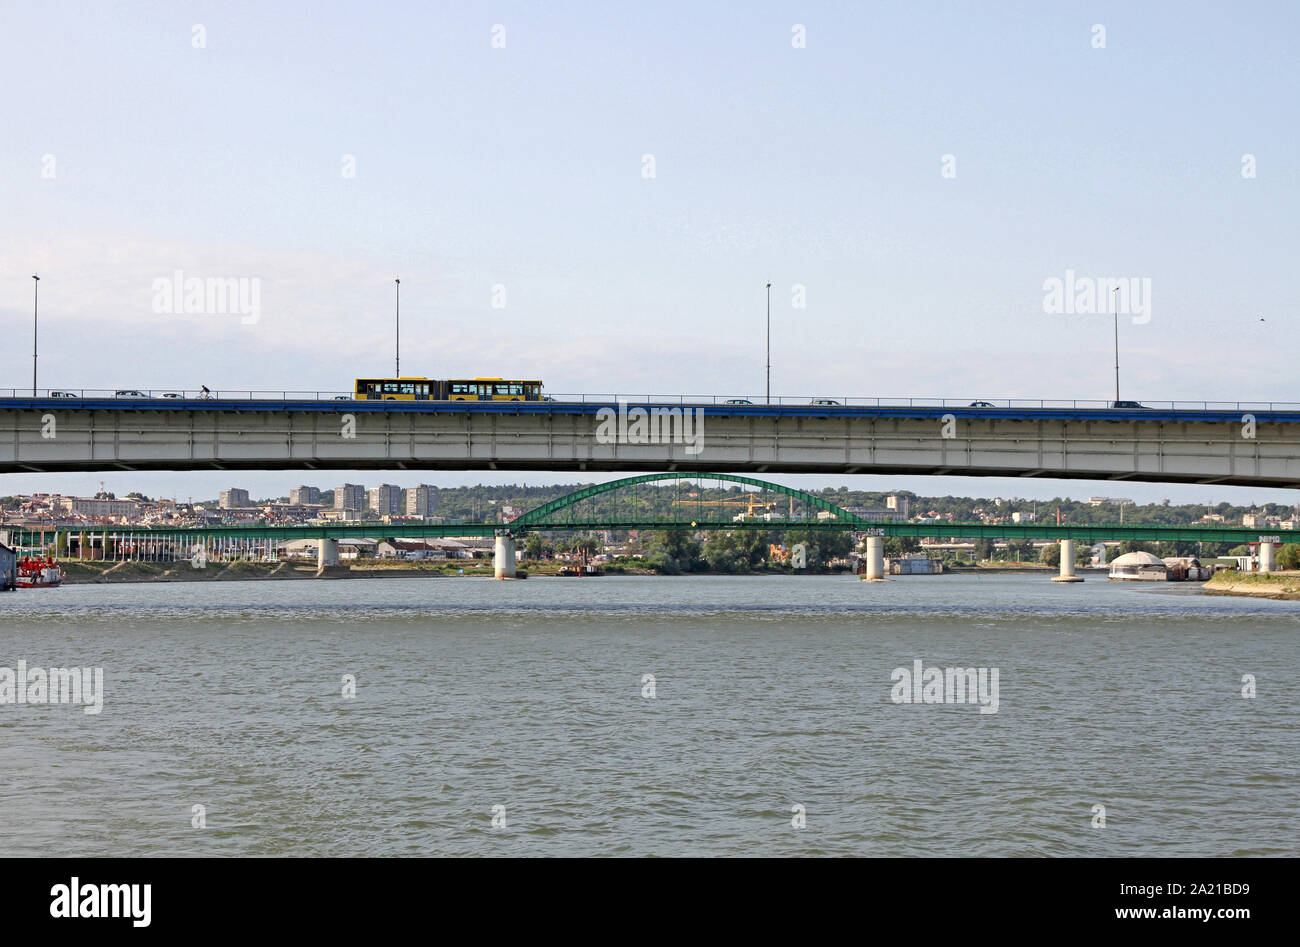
[445,378,543,401]
[353,377,544,401]
[353,377,436,400]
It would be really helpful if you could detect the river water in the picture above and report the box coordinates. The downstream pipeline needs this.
[1,574,1296,857]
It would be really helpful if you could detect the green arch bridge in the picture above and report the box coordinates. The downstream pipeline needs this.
[4,472,1295,546]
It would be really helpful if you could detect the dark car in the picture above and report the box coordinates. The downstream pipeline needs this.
[724,398,753,405]
[1110,400,1149,409]
[968,401,995,408]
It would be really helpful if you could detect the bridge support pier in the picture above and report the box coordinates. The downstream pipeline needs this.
[1051,539,1084,582]
[863,536,886,581]
[494,531,517,579]
[317,538,339,570]
[1259,541,1276,573]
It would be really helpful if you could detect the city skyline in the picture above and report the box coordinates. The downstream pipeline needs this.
[6,474,1298,515]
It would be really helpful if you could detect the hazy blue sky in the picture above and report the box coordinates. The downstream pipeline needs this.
[2,2,1296,505]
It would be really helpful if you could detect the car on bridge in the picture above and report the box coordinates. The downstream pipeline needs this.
[810,398,841,406]
[1111,400,1150,409]
[48,391,78,399]
[724,398,753,405]
[160,392,184,399]
[969,401,996,407]
[113,390,149,399]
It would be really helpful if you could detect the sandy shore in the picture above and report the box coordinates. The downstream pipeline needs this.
[1202,571,1300,600]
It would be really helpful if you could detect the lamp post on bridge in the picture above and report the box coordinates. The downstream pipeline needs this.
[1112,285,1120,404]
[765,281,771,404]
[395,278,401,378]
[32,274,40,396]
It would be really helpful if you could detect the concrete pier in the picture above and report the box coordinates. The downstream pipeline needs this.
[863,536,886,581]
[1051,538,1084,582]
[494,532,517,579]
[1259,541,1276,573]
[317,538,339,570]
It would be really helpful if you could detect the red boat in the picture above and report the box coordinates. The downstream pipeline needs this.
[17,555,63,588]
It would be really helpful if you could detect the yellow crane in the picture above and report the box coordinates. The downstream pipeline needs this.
[670,495,779,516]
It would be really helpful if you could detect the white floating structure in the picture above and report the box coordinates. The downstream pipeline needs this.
[1108,550,1168,581]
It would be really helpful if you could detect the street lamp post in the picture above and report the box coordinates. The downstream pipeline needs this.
[1112,285,1120,403]
[765,282,771,404]
[32,274,40,396]
[395,278,401,377]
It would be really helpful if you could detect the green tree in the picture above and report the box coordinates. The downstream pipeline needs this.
[523,534,544,560]
[704,530,770,572]
[1006,538,1034,561]
[572,536,600,558]
[644,529,703,573]
[1040,543,1060,567]
[883,535,920,557]
[1276,543,1300,570]
[785,529,853,571]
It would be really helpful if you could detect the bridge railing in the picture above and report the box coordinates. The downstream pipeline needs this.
[1,389,1298,412]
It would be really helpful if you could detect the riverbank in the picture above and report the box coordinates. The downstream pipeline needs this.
[57,560,477,584]
[1202,570,1300,600]
[54,559,663,583]
[50,559,1106,584]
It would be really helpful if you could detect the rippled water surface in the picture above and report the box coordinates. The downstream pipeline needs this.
[2,574,1297,856]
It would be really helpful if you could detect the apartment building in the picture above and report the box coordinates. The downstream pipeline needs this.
[219,488,251,509]
[334,484,366,511]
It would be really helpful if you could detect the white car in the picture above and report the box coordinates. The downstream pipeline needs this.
[114,390,148,399]
[160,392,184,399]
[48,391,78,399]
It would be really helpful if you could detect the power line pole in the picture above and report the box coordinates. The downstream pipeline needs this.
[395,278,401,377]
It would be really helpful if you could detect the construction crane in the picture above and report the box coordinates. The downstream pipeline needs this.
[670,495,779,516]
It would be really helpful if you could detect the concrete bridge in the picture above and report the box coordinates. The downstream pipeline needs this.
[2,395,1300,487]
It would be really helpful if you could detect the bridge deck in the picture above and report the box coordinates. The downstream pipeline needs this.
[3,398,1298,486]
[3,396,1300,424]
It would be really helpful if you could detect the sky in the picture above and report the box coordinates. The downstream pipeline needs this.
[1,1,1297,506]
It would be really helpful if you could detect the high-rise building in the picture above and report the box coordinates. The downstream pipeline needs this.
[406,484,439,517]
[368,484,401,516]
[334,484,366,511]
[219,488,251,509]
[289,486,321,506]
